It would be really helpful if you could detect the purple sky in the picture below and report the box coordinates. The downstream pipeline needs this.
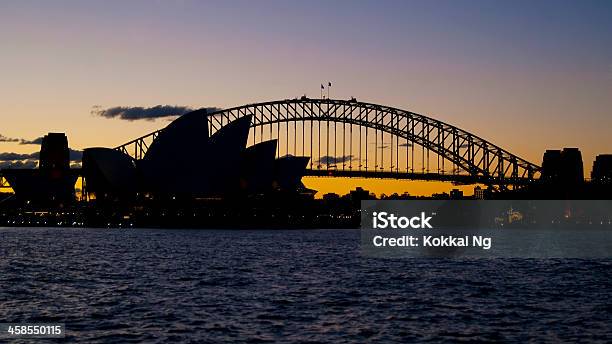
[0,0,611,193]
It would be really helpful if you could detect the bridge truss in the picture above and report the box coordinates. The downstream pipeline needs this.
[117,98,540,188]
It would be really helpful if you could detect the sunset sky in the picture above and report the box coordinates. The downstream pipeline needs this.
[1,0,611,196]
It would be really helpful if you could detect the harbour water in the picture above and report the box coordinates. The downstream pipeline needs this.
[0,227,610,343]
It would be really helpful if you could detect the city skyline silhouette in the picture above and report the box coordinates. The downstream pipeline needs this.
[1,0,611,196]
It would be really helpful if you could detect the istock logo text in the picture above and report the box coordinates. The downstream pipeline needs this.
[372,211,434,229]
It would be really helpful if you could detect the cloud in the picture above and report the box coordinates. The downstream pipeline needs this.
[0,134,45,145]
[0,150,81,162]
[0,134,20,143]
[0,149,82,170]
[370,141,390,149]
[0,152,38,161]
[316,155,355,165]
[92,105,222,121]
[0,152,39,170]
[0,160,38,169]
[369,141,416,148]
[20,137,44,145]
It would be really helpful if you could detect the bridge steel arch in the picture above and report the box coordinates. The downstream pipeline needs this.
[116,98,541,188]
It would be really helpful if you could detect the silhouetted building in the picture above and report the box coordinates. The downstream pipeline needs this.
[473,186,484,199]
[347,187,373,203]
[39,133,70,170]
[591,155,612,184]
[322,193,340,201]
[561,148,584,183]
[450,189,464,199]
[3,133,78,204]
[540,148,584,185]
[541,150,563,182]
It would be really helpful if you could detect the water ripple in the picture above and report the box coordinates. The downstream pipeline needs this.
[0,227,610,343]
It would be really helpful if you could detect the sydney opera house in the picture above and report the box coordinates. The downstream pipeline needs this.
[82,109,310,201]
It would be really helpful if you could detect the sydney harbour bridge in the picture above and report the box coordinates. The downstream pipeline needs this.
[116,98,541,189]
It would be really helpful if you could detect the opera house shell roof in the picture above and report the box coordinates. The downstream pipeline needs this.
[82,148,137,196]
[82,109,310,199]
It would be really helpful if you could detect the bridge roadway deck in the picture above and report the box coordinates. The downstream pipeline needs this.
[303,168,535,186]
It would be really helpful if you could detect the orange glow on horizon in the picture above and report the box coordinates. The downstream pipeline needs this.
[303,177,478,198]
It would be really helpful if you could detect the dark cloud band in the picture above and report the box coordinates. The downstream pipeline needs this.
[0,152,38,161]
[0,134,42,145]
[0,134,20,143]
[92,105,222,121]
[0,149,82,170]
[20,137,44,145]
[316,155,355,165]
